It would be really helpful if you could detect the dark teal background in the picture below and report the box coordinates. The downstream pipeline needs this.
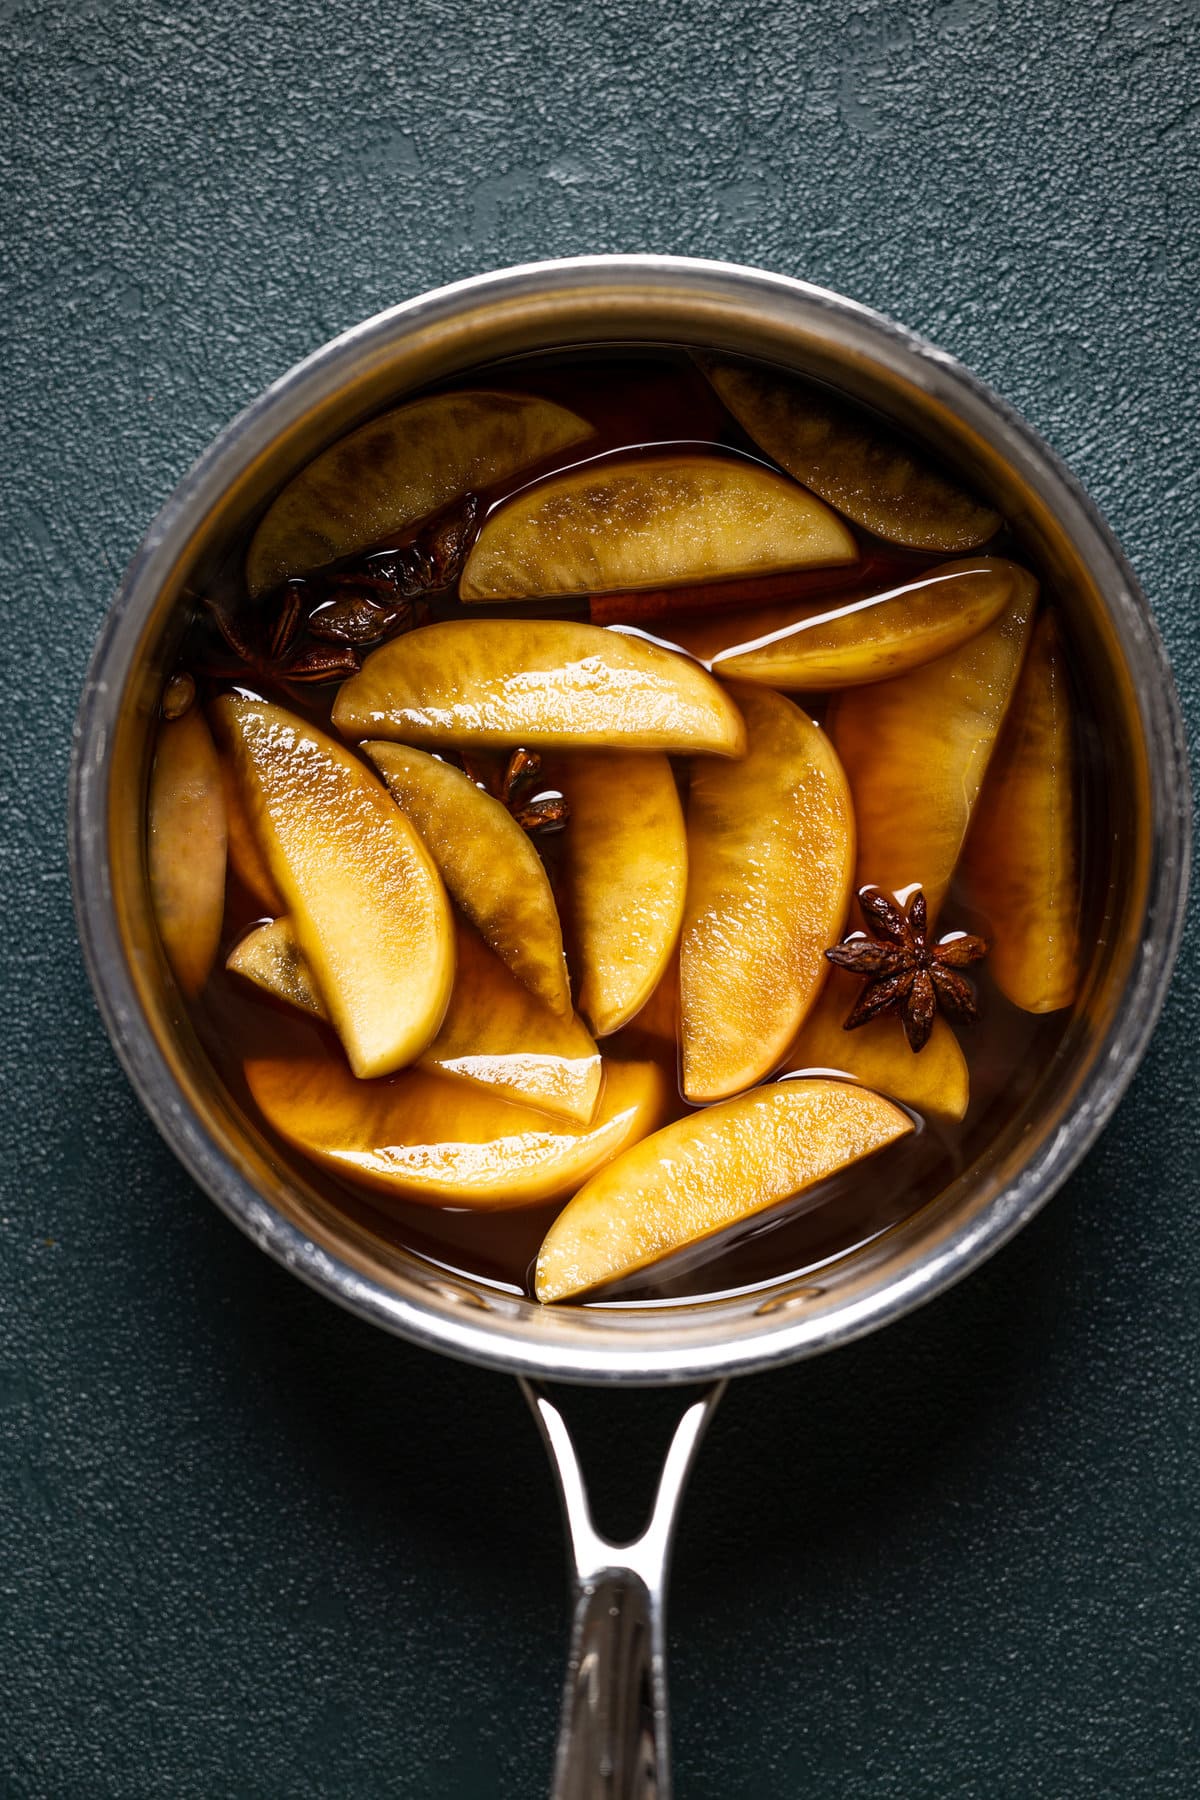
[3,1,1199,1794]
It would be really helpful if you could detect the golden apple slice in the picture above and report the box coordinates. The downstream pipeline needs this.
[227,917,326,1017]
[362,740,571,1015]
[148,706,227,998]
[427,922,601,1121]
[680,684,855,1103]
[245,390,593,595]
[705,358,1001,552]
[830,572,1038,921]
[536,1078,912,1301]
[213,697,453,1078]
[677,559,1019,689]
[459,453,857,600]
[333,620,747,757]
[561,751,687,1037]
[962,612,1080,1012]
[219,756,283,913]
[246,1055,668,1209]
[230,916,602,1122]
[783,970,969,1123]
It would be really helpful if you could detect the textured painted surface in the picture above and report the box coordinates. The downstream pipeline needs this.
[2,0,1199,1793]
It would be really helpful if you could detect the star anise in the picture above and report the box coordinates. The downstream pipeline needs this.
[193,491,482,687]
[305,491,483,646]
[363,490,482,597]
[306,579,422,649]
[458,747,570,838]
[200,583,364,685]
[825,886,988,1053]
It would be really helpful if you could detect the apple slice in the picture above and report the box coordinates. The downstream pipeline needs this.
[705,358,1001,552]
[246,1055,668,1209]
[962,612,1081,1012]
[245,390,593,595]
[333,620,747,757]
[213,697,454,1079]
[227,917,326,1017]
[536,1078,912,1301]
[561,751,687,1037]
[680,684,855,1103]
[363,740,570,1014]
[783,969,969,1123]
[675,559,1019,690]
[830,571,1038,921]
[148,705,227,998]
[428,922,602,1121]
[230,915,602,1122]
[458,453,857,600]
[219,756,283,913]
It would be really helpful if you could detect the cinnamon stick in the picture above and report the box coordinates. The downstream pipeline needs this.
[588,549,926,628]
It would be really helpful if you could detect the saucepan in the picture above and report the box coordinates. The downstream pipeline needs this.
[69,256,1191,1796]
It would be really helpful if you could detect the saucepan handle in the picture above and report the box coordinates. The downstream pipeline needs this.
[520,1378,726,1800]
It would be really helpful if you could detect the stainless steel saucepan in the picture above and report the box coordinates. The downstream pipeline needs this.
[69,256,1191,1797]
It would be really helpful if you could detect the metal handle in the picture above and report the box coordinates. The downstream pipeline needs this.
[521,1378,726,1800]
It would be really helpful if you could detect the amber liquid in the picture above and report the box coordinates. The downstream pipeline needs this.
[181,347,1095,1307]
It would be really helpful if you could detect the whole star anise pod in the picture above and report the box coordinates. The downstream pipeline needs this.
[825,886,988,1053]
[361,490,482,597]
[194,491,482,687]
[305,579,422,649]
[200,583,364,685]
[305,491,483,645]
[458,747,570,838]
